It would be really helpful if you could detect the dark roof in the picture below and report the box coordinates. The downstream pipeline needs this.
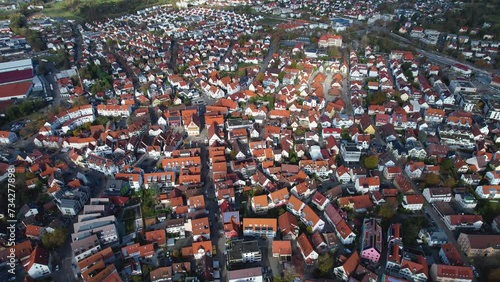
[0,69,32,84]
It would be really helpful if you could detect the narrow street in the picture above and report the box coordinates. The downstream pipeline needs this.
[401,173,470,266]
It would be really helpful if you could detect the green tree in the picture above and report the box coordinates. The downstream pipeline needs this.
[378,201,397,219]
[328,47,340,58]
[341,128,350,140]
[362,155,379,169]
[440,159,454,174]
[42,228,67,249]
[306,226,313,235]
[317,253,334,276]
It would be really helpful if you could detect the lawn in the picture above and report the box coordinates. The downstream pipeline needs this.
[42,1,83,20]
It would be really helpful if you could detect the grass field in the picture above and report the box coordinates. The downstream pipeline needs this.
[42,0,173,20]
[42,0,126,20]
[42,1,82,19]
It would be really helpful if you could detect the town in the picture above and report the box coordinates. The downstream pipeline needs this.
[0,1,499,282]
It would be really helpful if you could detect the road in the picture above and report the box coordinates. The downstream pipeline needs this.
[46,61,63,108]
[401,173,470,266]
[258,37,278,74]
[370,26,493,76]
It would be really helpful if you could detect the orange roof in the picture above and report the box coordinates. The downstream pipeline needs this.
[253,194,269,208]
[287,195,304,212]
[182,247,194,258]
[338,195,373,210]
[188,195,205,209]
[297,233,315,258]
[242,218,277,231]
[269,188,289,202]
[191,217,210,236]
[272,240,292,256]
[435,265,473,280]
[25,225,42,237]
[342,252,360,277]
[145,229,166,246]
[302,205,321,226]
[78,247,113,270]
[191,240,212,254]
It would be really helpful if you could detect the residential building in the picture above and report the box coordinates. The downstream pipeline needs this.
[334,252,360,281]
[242,218,276,238]
[443,215,483,231]
[355,177,380,194]
[423,187,452,203]
[399,255,429,282]
[439,243,465,266]
[324,204,356,244]
[0,131,18,144]
[475,185,500,199]
[71,234,101,262]
[360,218,383,263]
[25,246,51,279]
[429,264,473,282]
[418,228,448,247]
[278,212,299,240]
[402,195,424,211]
[457,233,500,257]
[228,267,263,282]
[297,233,318,265]
[272,240,292,260]
[227,240,261,265]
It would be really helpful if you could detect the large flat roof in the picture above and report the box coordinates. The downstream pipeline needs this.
[0,59,32,73]
[0,80,32,100]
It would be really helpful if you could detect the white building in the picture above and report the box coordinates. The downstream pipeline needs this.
[423,187,452,203]
[26,246,51,279]
[228,267,263,282]
[475,186,500,199]
[0,131,18,144]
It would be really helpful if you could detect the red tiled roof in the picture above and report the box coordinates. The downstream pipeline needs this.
[272,240,292,256]
[297,233,315,257]
[25,246,49,271]
[0,81,32,98]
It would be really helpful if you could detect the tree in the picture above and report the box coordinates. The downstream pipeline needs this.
[423,173,441,186]
[444,177,457,188]
[328,47,340,58]
[440,159,454,174]
[378,201,397,219]
[256,72,265,82]
[369,91,387,105]
[317,253,334,277]
[42,228,67,249]
[278,71,285,83]
[362,155,379,170]
[306,226,313,235]
[341,128,350,140]
[230,150,237,160]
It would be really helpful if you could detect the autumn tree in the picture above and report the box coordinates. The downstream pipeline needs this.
[368,91,387,105]
[362,155,379,170]
[378,201,397,219]
[423,173,441,186]
[256,72,265,82]
[42,228,67,249]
